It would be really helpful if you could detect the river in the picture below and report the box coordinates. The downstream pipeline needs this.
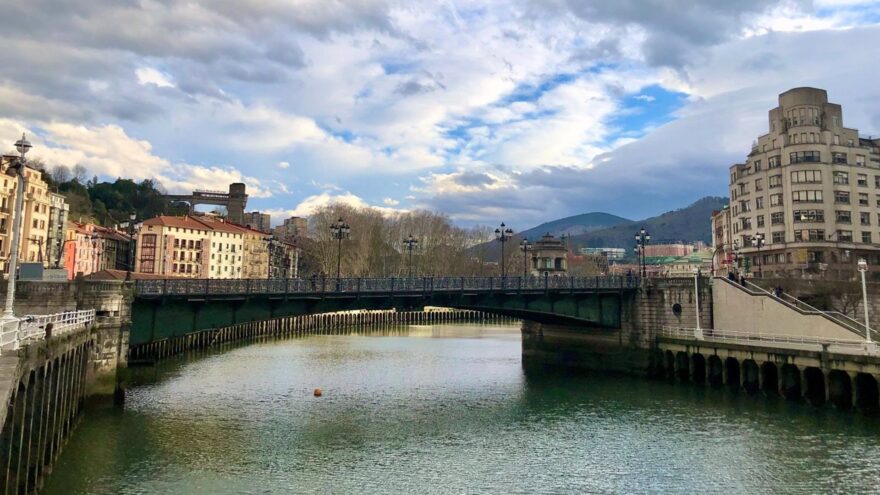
[44,323,880,494]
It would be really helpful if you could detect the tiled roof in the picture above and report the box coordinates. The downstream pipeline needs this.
[142,215,212,231]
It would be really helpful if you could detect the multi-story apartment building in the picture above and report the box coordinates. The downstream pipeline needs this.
[243,211,271,233]
[711,206,733,274]
[273,216,307,242]
[238,225,270,279]
[135,215,245,279]
[46,192,69,268]
[20,166,52,265]
[728,87,880,278]
[0,158,68,273]
[64,222,99,279]
[644,243,694,258]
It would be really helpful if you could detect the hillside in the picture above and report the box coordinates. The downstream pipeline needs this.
[567,196,728,250]
[519,212,631,240]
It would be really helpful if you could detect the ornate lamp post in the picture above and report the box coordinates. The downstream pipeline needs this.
[403,234,418,278]
[2,134,32,333]
[634,227,650,278]
[494,222,514,277]
[858,258,872,347]
[126,212,136,281]
[329,218,350,279]
[519,238,531,278]
[751,232,765,277]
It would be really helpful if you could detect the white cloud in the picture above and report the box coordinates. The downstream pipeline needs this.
[135,67,174,88]
[278,161,290,169]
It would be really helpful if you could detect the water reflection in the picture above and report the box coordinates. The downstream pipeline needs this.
[45,323,880,495]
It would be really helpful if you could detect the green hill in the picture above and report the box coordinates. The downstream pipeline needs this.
[518,212,631,240]
[567,196,728,251]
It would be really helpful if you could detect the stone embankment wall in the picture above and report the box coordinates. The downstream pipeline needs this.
[130,309,516,362]
[522,278,713,375]
[0,280,132,493]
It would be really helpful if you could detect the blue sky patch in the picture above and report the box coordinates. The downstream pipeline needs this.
[608,85,688,139]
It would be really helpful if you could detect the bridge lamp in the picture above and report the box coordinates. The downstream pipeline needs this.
[330,218,350,280]
[634,227,650,279]
[403,234,418,278]
[519,239,531,278]
[858,258,872,346]
[2,134,32,334]
[126,212,136,281]
[495,222,514,278]
[751,233,765,278]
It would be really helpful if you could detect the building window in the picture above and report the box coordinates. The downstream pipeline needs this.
[837,230,853,242]
[833,171,849,185]
[863,232,872,244]
[836,211,852,224]
[796,229,825,242]
[794,209,824,223]
[808,250,824,262]
[791,170,821,184]
[834,191,850,204]
[861,212,871,226]
[756,197,764,209]
[791,191,821,203]
[768,156,781,168]
[858,174,869,186]
[832,152,847,164]
[770,212,785,225]
[860,193,870,206]
[754,160,762,171]
[772,231,785,244]
[857,155,866,167]
[790,151,820,164]
[755,179,763,191]
[769,175,783,188]
[757,215,765,228]
[771,193,784,206]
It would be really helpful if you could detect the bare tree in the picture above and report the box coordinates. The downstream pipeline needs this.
[72,164,88,183]
[51,165,71,183]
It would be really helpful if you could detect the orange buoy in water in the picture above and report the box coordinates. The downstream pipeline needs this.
[313,388,323,397]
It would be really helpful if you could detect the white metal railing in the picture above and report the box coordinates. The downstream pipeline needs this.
[659,325,871,352]
[728,277,877,341]
[0,310,96,352]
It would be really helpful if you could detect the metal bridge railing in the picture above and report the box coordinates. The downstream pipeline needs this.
[134,275,642,297]
[1,309,96,353]
[658,326,874,353]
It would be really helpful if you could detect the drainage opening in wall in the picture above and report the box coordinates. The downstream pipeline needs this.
[671,303,682,316]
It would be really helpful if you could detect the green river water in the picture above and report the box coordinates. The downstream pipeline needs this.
[43,323,880,494]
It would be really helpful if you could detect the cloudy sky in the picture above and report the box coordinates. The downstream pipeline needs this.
[3,0,880,227]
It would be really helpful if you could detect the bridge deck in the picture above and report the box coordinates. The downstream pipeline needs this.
[134,276,640,298]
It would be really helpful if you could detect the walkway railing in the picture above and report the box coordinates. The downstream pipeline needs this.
[732,277,877,341]
[0,310,96,352]
[134,275,640,297]
[658,326,873,353]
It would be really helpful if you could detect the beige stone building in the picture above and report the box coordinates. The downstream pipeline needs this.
[728,87,880,278]
[136,215,246,279]
[0,158,65,273]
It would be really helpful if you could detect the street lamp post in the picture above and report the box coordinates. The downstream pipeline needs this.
[634,227,651,278]
[126,212,136,281]
[858,258,872,347]
[2,134,32,336]
[519,238,531,278]
[403,234,418,278]
[751,233,765,278]
[329,218,350,280]
[494,222,514,278]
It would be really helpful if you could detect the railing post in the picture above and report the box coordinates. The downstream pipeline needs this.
[285,277,290,294]
[163,278,168,295]
[204,278,209,295]
[460,277,464,294]
[390,277,395,295]
[544,272,549,293]
[357,278,362,295]
[489,277,493,292]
